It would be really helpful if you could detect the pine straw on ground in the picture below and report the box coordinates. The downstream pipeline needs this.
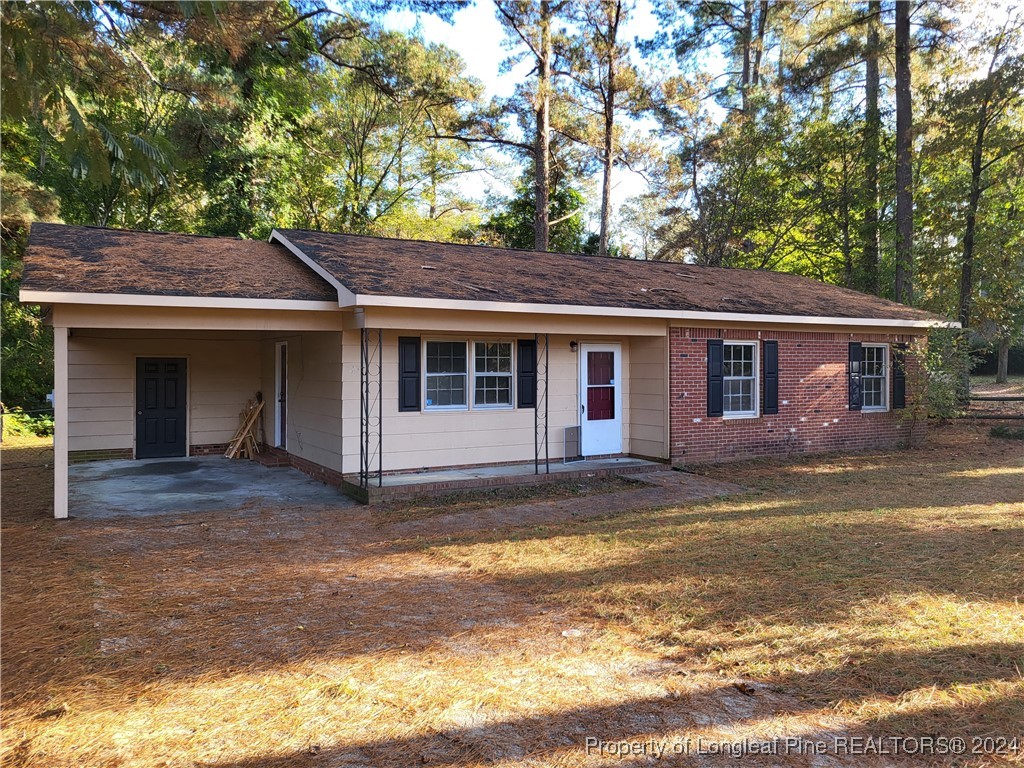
[425,421,1024,764]
[2,423,1022,767]
[371,475,646,525]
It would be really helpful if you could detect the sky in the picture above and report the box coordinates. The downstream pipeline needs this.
[377,0,666,231]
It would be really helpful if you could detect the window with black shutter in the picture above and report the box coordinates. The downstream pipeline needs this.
[517,339,537,409]
[398,336,420,412]
[707,339,724,417]
[848,342,863,411]
[762,340,779,414]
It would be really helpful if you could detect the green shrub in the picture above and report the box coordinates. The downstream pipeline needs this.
[1,409,54,437]
[898,330,979,446]
[990,425,1024,440]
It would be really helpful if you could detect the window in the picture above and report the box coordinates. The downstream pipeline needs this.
[474,342,513,407]
[723,342,757,417]
[425,341,467,409]
[862,344,888,410]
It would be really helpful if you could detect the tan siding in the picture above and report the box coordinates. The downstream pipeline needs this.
[342,331,664,474]
[628,336,668,459]
[54,304,346,332]
[67,331,262,454]
[359,307,667,336]
[64,321,668,471]
[261,331,343,472]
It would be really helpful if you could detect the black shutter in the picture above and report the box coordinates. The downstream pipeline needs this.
[848,342,863,411]
[762,340,779,415]
[398,336,420,412]
[892,343,907,409]
[707,339,724,417]
[517,339,537,409]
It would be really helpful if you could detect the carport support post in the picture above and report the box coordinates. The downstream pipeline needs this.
[54,326,69,519]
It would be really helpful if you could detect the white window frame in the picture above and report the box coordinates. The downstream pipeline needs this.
[472,340,515,410]
[722,340,759,419]
[861,343,889,412]
[423,339,469,411]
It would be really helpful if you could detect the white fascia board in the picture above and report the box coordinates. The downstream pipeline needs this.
[353,293,958,329]
[269,229,356,307]
[18,289,340,312]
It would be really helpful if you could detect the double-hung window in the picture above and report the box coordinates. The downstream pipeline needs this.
[473,342,513,408]
[425,341,468,409]
[862,344,887,410]
[723,342,757,417]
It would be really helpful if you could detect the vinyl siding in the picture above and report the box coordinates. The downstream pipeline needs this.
[67,330,263,453]
[341,331,665,474]
[261,332,343,472]
[628,336,669,459]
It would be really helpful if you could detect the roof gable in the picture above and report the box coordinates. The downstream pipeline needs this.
[23,224,337,303]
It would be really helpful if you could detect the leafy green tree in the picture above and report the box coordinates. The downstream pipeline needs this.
[286,29,483,239]
[487,177,587,252]
[0,171,59,408]
[917,10,1024,381]
[560,0,645,257]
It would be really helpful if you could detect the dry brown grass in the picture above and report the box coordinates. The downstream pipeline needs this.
[425,421,1024,763]
[2,425,1022,767]
[373,476,645,524]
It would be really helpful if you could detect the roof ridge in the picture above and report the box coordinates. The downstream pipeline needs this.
[32,222,254,243]
[274,228,879,289]
[276,227,739,273]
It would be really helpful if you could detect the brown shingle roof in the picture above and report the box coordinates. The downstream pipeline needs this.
[275,229,944,322]
[22,223,949,324]
[23,224,337,302]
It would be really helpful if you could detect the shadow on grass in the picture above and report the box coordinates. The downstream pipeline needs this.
[196,676,1024,768]
[196,689,753,767]
[2,423,1022,766]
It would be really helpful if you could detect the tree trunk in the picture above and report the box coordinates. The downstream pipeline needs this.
[996,336,1010,384]
[598,92,614,258]
[959,96,988,329]
[860,0,881,296]
[740,0,753,114]
[841,193,852,288]
[534,0,552,251]
[598,0,622,259]
[752,0,769,88]
[894,0,913,305]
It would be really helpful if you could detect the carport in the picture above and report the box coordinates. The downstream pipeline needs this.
[68,456,353,518]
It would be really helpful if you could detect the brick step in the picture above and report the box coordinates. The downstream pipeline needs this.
[254,446,291,468]
[341,459,663,504]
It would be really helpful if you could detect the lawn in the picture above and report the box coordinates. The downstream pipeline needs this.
[970,376,1024,418]
[971,374,1024,397]
[2,421,1022,767]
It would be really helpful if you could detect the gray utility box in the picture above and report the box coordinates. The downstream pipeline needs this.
[563,426,584,463]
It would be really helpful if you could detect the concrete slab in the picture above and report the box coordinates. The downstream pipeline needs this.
[69,456,352,519]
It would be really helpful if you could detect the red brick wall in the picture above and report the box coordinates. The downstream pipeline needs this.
[69,448,133,463]
[669,327,925,464]
[190,443,230,457]
[289,452,346,488]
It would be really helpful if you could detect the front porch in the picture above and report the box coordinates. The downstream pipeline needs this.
[341,456,663,503]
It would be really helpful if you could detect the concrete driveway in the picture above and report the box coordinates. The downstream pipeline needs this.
[68,456,352,518]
